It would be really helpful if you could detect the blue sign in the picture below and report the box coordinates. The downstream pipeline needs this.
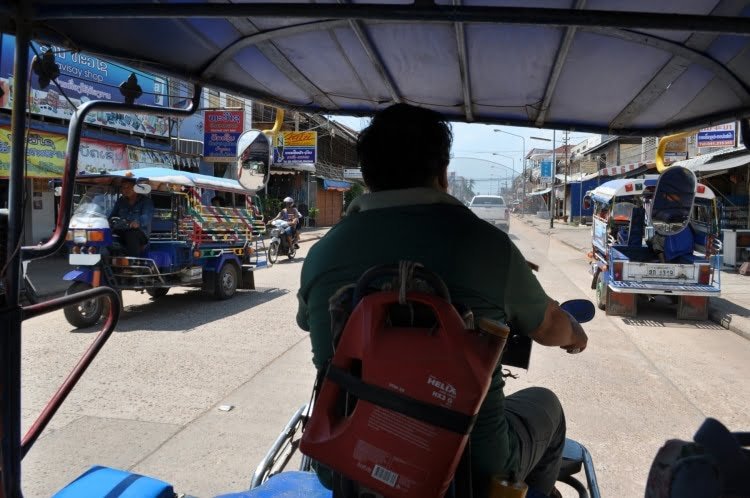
[697,125,735,148]
[540,159,553,181]
[0,35,170,136]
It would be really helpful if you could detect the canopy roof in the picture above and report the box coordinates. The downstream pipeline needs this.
[77,167,253,195]
[3,1,750,135]
[590,177,715,202]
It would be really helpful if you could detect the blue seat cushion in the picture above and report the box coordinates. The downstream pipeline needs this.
[215,471,332,498]
[664,228,694,262]
[53,466,173,498]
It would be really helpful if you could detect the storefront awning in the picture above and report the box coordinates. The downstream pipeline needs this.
[677,147,750,175]
[322,178,352,192]
[271,163,316,175]
[527,188,551,197]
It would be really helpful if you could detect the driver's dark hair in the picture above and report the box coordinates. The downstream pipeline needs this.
[357,103,452,191]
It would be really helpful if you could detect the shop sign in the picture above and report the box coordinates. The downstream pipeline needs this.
[0,34,170,137]
[79,138,128,173]
[273,131,317,165]
[344,168,363,179]
[697,123,736,148]
[204,110,244,162]
[0,126,66,177]
[127,146,177,169]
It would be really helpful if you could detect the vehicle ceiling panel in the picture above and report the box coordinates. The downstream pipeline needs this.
[1,0,749,135]
[546,32,674,125]
[467,25,562,121]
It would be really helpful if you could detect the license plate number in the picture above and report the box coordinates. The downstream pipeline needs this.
[646,266,675,278]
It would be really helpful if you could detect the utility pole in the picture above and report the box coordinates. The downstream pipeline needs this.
[550,130,556,229]
[563,130,569,221]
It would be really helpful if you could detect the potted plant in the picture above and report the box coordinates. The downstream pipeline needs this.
[308,207,319,227]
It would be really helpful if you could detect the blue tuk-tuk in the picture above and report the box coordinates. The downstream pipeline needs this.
[585,172,722,319]
[62,165,269,328]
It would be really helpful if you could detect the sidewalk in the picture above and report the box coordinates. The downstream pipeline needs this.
[24,226,332,300]
[514,214,750,341]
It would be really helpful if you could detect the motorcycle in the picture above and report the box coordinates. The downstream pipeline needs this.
[267,219,298,264]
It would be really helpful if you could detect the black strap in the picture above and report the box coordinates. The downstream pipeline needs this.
[103,473,143,498]
[326,366,476,435]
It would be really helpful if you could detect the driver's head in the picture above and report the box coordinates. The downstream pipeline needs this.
[283,196,294,207]
[357,103,452,192]
[119,178,136,198]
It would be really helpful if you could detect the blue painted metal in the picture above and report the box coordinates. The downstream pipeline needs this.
[63,269,92,283]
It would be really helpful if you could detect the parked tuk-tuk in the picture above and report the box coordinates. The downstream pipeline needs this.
[585,169,722,320]
[61,131,271,328]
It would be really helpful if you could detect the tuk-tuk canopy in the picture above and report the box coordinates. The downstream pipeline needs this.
[77,168,254,196]
[4,2,750,136]
[589,177,716,205]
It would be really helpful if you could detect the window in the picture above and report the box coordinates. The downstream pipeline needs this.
[471,196,504,206]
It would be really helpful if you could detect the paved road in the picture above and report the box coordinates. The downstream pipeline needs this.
[20,221,750,497]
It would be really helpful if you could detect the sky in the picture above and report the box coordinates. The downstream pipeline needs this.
[329,115,597,195]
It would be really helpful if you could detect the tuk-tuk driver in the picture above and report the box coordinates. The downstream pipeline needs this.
[109,178,154,257]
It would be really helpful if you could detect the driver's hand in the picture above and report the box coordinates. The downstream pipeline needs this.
[561,314,588,354]
[130,221,140,228]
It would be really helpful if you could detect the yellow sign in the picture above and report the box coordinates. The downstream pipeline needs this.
[0,126,66,178]
[281,131,317,147]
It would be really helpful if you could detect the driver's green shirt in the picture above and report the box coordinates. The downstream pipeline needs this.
[296,187,549,485]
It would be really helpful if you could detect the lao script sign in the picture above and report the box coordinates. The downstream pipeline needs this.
[697,123,736,148]
[203,110,244,162]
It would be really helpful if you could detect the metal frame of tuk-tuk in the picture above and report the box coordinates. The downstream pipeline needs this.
[2,3,750,498]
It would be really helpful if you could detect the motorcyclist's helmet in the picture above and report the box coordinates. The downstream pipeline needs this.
[283,196,294,205]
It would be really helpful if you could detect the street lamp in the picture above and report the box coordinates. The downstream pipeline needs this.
[531,134,556,228]
[493,129,526,216]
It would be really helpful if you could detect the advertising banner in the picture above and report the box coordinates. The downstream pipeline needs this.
[697,123,736,148]
[79,138,129,173]
[0,126,66,177]
[204,110,244,162]
[0,34,170,137]
[273,131,317,165]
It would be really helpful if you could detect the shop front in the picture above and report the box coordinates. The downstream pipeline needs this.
[680,147,750,267]
[0,124,200,245]
[316,177,352,226]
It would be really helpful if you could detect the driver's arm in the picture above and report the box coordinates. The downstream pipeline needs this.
[529,300,587,353]
[503,241,588,353]
[108,197,122,221]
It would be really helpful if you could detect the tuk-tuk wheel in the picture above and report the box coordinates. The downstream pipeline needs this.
[146,288,169,299]
[63,281,106,329]
[596,272,607,311]
[214,262,238,300]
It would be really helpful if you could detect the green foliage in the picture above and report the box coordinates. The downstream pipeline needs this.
[344,183,365,211]
[308,207,320,219]
[264,197,282,220]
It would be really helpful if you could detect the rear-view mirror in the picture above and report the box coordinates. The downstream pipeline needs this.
[560,299,596,323]
[650,166,696,236]
[582,194,592,210]
[236,130,271,192]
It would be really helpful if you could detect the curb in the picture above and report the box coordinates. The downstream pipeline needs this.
[708,307,750,341]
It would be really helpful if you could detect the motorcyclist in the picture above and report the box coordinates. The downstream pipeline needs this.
[271,197,301,249]
[108,177,154,257]
[296,103,588,498]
